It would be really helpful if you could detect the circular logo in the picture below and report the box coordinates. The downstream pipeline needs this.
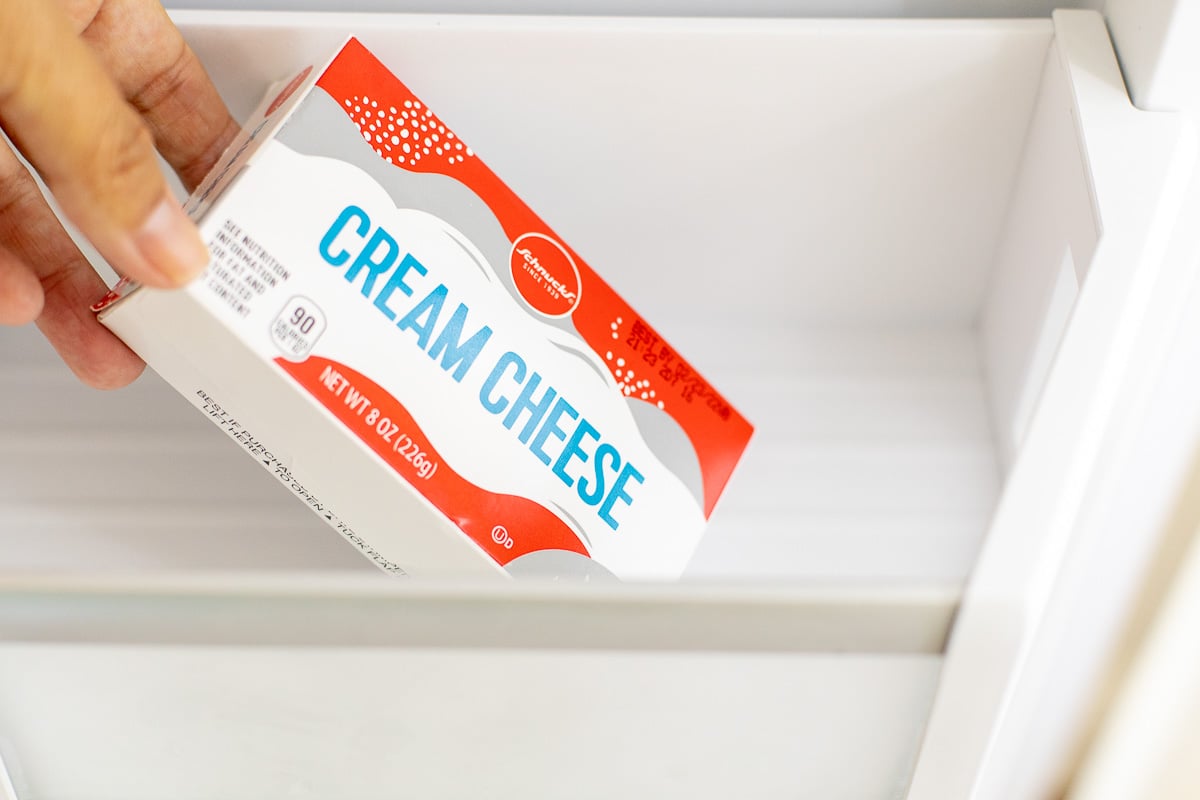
[491,525,514,550]
[509,233,581,318]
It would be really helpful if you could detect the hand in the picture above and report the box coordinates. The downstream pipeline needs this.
[0,0,237,388]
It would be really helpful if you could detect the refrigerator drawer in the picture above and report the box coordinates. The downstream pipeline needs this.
[0,578,949,799]
[0,9,1193,799]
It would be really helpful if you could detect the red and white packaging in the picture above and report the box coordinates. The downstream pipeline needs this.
[96,38,753,579]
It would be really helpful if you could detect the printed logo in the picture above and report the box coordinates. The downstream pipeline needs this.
[509,233,581,318]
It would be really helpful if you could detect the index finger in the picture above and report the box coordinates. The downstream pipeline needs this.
[0,0,208,288]
[77,0,239,192]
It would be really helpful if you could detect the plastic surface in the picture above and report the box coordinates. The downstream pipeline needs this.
[1,14,1057,586]
[0,10,1189,800]
[0,644,940,800]
[908,10,1197,799]
[1105,0,1200,112]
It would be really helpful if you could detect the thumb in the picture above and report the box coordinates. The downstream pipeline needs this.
[0,0,208,288]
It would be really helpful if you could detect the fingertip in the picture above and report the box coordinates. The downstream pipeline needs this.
[33,268,146,389]
[0,287,44,326]
[76,352,146,390]
[58,321,146,389]
[127,193,210,288]
[0,254,45,326]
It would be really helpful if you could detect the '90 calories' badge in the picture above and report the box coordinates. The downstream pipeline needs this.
[272,295,328,361]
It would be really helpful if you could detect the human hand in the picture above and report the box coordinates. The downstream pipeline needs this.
[0,0,237,388]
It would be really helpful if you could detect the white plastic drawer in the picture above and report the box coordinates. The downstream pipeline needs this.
[1,10,1195,800]
[0,578,949,799]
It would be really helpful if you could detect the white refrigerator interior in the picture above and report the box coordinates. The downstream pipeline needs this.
[0,8,1196,800]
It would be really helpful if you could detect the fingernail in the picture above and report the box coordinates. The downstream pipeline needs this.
[131,195,209,286]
